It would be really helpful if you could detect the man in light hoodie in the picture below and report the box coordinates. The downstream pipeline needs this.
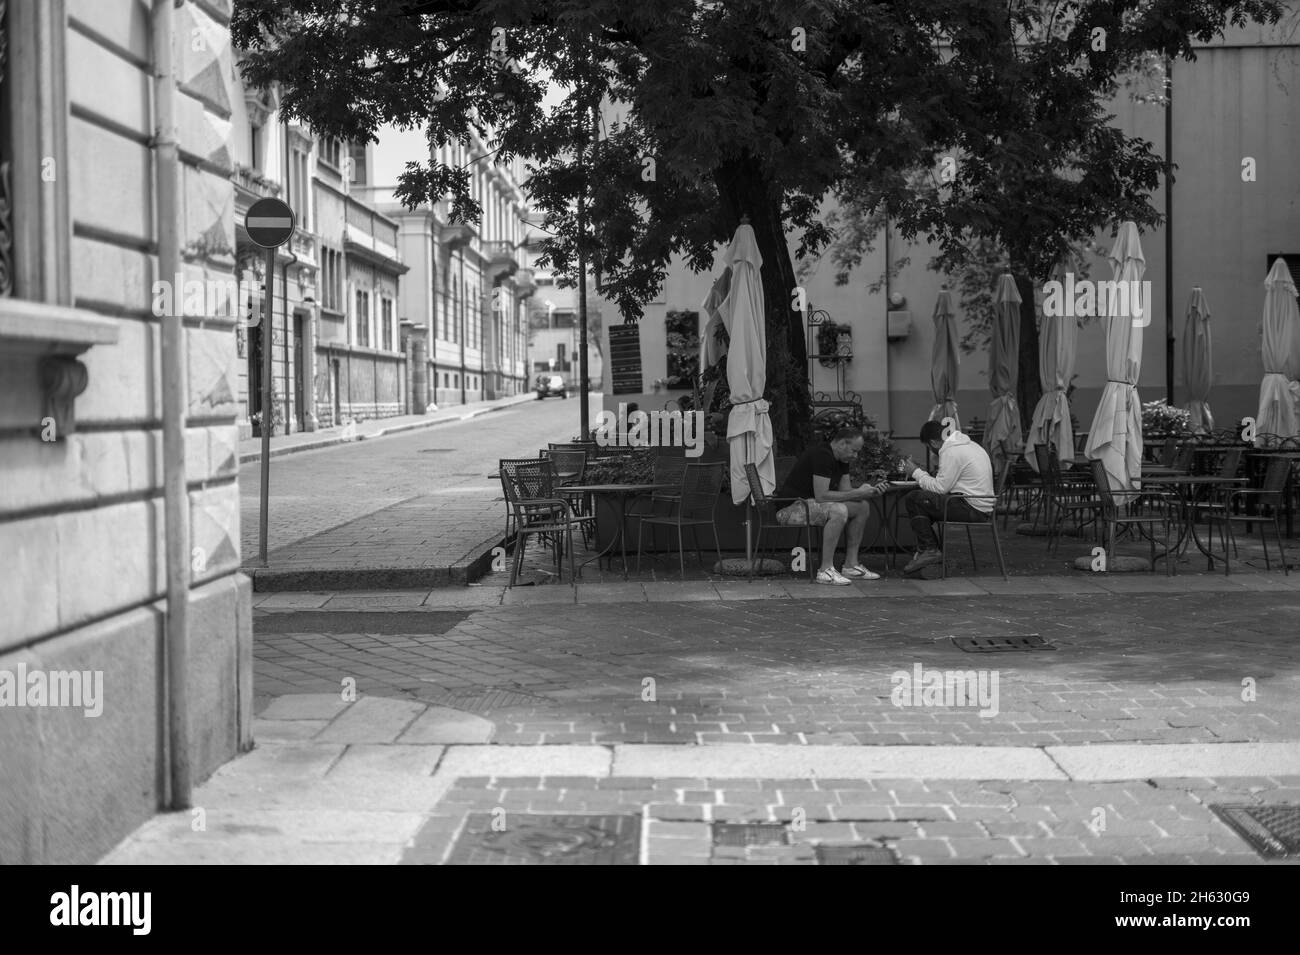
[899,420,995,574]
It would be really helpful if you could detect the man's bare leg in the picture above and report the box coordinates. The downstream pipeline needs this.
[820,504,848,571]
[843,500,871,568]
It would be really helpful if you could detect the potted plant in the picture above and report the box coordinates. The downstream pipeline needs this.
[1142,400,1193,442]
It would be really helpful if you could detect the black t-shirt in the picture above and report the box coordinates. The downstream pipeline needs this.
[778,445,847,500]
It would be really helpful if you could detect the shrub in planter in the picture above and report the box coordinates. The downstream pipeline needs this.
[1141,400,1193,440]
[809,409,902,482]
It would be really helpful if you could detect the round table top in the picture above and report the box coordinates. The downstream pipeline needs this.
[561,482,675,494]
[1141,474,1247,484]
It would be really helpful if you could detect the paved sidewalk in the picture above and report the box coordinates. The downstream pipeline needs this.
[101,575,1300,864]
[239,393,536,465]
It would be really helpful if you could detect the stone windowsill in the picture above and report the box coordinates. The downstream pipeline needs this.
[0,298,119,439]
[0,297,119,356]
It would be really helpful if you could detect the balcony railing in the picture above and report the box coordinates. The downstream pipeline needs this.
[232,163,281,200]
[484,240,519,278]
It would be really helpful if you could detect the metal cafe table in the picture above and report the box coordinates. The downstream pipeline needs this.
[558,483,674,579]
[1140,472,1249,567]
[867,480,920,570]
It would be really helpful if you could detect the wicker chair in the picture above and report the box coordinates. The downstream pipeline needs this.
[501,459,594,599]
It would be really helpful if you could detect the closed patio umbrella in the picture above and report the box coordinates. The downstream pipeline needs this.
[984,273,1022,470]
[1085,221,1146,492]
[1023,279,1078,473]
[700,266,732,373]
[1255,258,1300,445]
[930,288,960,429]
[1182,287,1214,433]
[720,223,774,509]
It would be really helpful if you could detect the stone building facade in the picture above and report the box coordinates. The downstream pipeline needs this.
[1,0,252,863]
[362,127,533,410]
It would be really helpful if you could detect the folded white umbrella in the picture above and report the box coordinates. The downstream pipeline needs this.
[1182,287,1214,433]
[1254,258,1300,445]
[984,273,1023,469]
[700,266,732,374]
[1085,221,1146,492]
[929,289,960,429]
[1023,280,1077,473]
[720,224,774,506]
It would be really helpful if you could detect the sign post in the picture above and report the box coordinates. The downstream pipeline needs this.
[245,197,296,565]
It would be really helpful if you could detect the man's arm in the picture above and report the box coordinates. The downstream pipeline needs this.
[912,453,961,494]
[813,473,878,502]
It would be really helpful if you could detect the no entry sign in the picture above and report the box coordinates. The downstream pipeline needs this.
[245,197,296,249]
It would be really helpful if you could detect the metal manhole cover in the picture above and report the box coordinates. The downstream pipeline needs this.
[950,634,1055,653]
[816,845,898,865]
[712,823,789,847]
[445,813,640,865]
[1211,804,1300,858]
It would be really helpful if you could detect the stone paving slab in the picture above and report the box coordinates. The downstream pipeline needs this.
[436,745,612,777]
[314,697,426,744]
[1047,741,1300,779]
[101,839,407,865]
[399,706,495,744]
[611,744,1066,779]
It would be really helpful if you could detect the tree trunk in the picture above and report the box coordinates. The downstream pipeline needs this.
[714,157,810,454]
[1011,268,1041,435]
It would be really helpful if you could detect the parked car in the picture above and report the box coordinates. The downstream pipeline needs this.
[536,374,568,399]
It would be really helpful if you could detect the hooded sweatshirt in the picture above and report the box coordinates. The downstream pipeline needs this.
[910,431,995,513]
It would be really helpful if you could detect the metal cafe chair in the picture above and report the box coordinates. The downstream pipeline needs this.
[1088,458,1177,576]
[626,453,690,554]
[1033,444,1093,545]
[635,461,725,578]
[936,493,1008,580]
[743,461,821,583]
[1197,456,1292,576]
[498,456,549,545]
[501,459,594,599]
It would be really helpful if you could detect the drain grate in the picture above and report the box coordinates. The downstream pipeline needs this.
[418,448,457,453]
[1211,804,1300,858]
[950,634,1055,653]
[712,822,789,847]
[445,813,640,865]
[816,845,898,865]
[419,686,555,711]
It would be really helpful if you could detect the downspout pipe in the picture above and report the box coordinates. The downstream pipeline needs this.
[282,250,298,429]
[152,0,191,809]
[282,113,299,430]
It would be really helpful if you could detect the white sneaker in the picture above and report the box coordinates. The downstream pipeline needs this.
[815,567,853,586]
[842,564,882,581]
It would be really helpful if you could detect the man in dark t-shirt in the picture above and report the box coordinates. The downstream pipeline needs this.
[774,427,888,585]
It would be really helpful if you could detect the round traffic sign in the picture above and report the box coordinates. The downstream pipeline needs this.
[245,197,296,249]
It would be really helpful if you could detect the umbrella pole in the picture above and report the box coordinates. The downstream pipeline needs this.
[745,503,753,564]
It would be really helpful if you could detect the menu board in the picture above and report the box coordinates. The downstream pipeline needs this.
[608,323,643,395]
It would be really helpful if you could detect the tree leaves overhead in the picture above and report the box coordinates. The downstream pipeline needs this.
[233,0,1282,446]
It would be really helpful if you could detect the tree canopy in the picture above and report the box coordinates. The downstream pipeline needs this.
[233,0,1283,447]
